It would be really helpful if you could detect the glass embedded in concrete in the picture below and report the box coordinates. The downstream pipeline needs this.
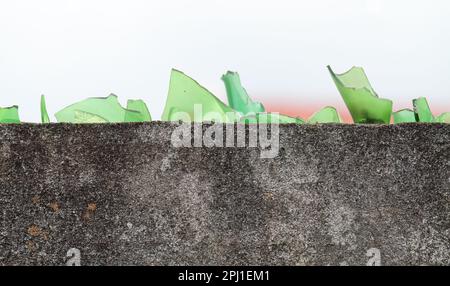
[328,65,393,124]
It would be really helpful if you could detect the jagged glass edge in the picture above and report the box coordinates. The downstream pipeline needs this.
[327,65,393,124]
[0,105,20,123]
[393,109,416,123]
[54,94,146,123]
[221,71,265,115]
[307,106,342,123]
[162,69,239,123]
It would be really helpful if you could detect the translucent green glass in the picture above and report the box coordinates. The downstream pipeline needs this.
[413,97,434,122]
[393,109,416,123]
[221,71,265,115]
[40,95,50,123]
[1,68,448,125]
[435,112,450,123]
[240,113,304,124]
[55,94,149,123]
[73,110,108,123]
[161,69,239,123]
[0,106,20,123]
[126,99,152,122]
[327,66,392,124]
[307,106,342,123]
[393,98,448,123]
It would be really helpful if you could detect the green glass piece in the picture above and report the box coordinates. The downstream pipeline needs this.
[327,66,392,124]
[240,113,304,124]
[126,99,151,122]
[221,71,265,115]
[434,112,450,123]
[123,109,145,123]
[307,106,342,123]
[162,69,239,123]
[0,106,20,123]
[413,97,434,122]
[165,107,192,122]
[55,94,145,123]
[74,110,108,123]
[40,95,50,123]
[393,109,416,123]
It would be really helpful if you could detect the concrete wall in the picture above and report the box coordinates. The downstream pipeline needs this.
[0,122,449,265]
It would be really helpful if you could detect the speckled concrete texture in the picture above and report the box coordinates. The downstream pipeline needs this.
[0,122,449,265]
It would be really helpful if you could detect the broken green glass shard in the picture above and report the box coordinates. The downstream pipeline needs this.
[126,99,151,122]
[307,106,342,123]
[434,112,450,123]
[240,113,304,124]
[74,110,108,123]
[40,95,50,123]
[221,71,265,115]
[162,69,239,123]
[327,66,392,124]
[0,106,20,123]
[393,109,416,123]
[55,94,148,123]
[413,97,434,122]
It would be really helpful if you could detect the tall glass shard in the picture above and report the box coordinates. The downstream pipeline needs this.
[161,69,239,123]
[413,97,434,122]
[0,106,20,123]
[393,109,416,123]
[221,71,265,115]
[307,106,342,123]
[40,95,50,123]
[55,94,147,123]
[327,66,392,124]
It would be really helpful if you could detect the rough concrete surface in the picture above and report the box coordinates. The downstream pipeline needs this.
[0,122,449,266]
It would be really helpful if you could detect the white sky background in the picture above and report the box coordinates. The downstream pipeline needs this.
[0,0,449,121]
